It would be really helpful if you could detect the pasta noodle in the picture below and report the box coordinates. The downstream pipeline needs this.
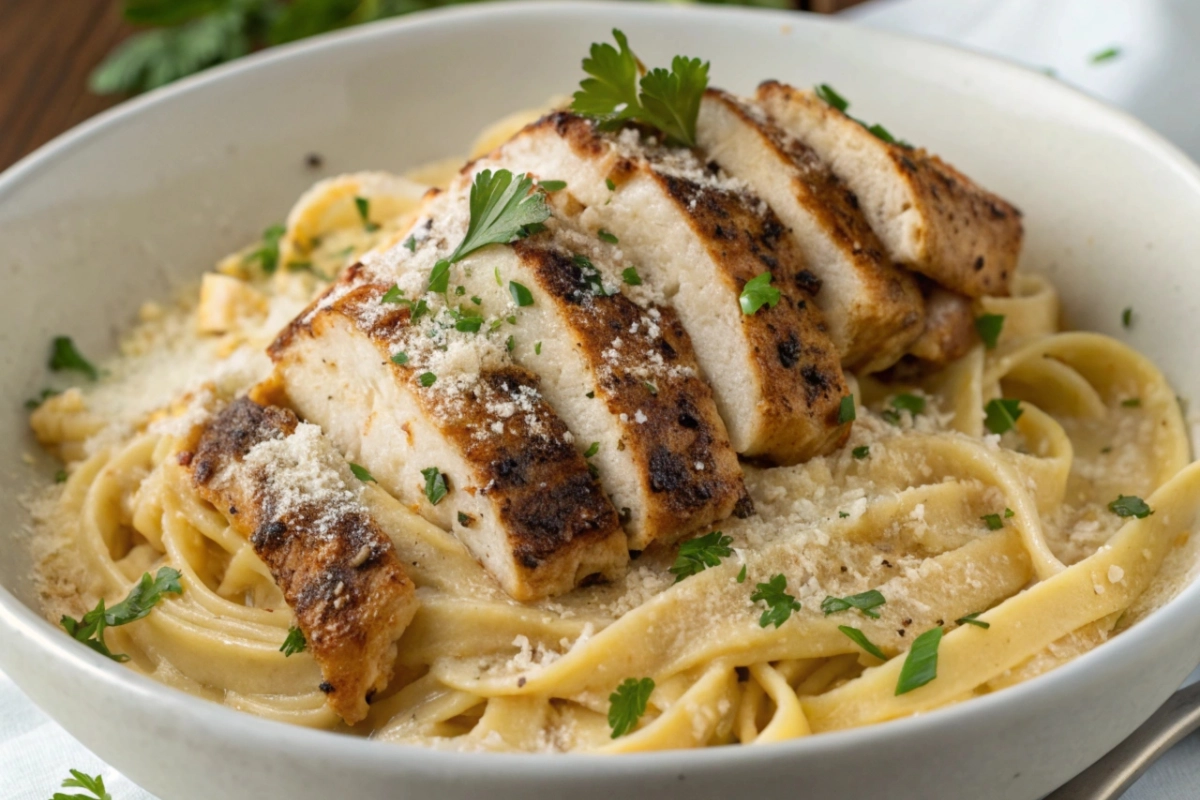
[28,116,1199,754]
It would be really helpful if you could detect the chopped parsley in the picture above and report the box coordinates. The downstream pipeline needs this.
[1109,494,1152,519]
[451,169,550,263]
[837,395,856,425]
[608,676,655,738]
[751,573,801,629]
[839,511,849,518]
[349,463,375,482]
[1121,398,1141,408]
[457,511,471,526]
[822,589,886,619]
[975,313,1005,349]
[540,180,567,192]
[505,335,515,352]
[452,306,483,333]
[280,625,307,656]
[852,445,870,459]
[572,254,608,296]
[736,564,747,583]
[622,266,642,286]
[61,566,182,662]
[509,280,534,307]
[956,612,990,629]
[428,259,451,293]
[606,178,616,192]
[670,530,734,583]
[52,769,112,800]
[643,381,658,396]
[983,398,1023,434]
[895,626,943,695]
[55,469,68,484]
[25,387,59,410]
[535,341,542,355]
[381,284,405,304]
[1091,46,1121,64]
[244,223,285,274]
[739,272,781,315]
[391,351,408,365]
[891,393,926,415]
[1122,307,1133,328]
[572,29,709,147]
[354,196,380,232]
[981,513,1004,531]
[49,336,98,380]
[839,625,887,660]
[584,441,600,458]
[418,371,437,387]
[470,295,482,305]
[598,229,619,244]
[404,234,418,252]
[814,83,849,113]
[420,467,448,506]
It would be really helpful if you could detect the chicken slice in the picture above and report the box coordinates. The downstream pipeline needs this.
[885,285,980,380]
[754,81,1023,298]
[484,112,850,464]
[696,89,925,372]
[185,397,417,724]
[386,184,748,549]
[269,265,628,601]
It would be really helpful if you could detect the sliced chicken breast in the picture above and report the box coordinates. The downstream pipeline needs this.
[755,81,1023,298]
[268,266,628,601]
[390,184,748,550]
[696,89,926,372]
[483,112,850,465]
[884,285,980,380]
[185,397,417,724]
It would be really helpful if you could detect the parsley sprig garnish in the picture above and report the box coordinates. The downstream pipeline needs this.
[608,676,655,738]
[421,467,448,506]
[571,29,709,148]
[975,313,1004,349]
[984,398,1023,434]
[244,223,286,275]
[52,768,113,800]
[895,626,943,695]
[349,463,375,482]
[280,625,307,656]
[49,336,98,381]
[451,169,550,264]
[822,589,886,619]
[61,566,182,661]
[751,574,801,628]
[837,395,856,425]
[1109,495,1152,519]
[670,531,734,583]
[740,272,781,315]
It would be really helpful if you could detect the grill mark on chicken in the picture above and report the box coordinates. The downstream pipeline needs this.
[187,397,417,725]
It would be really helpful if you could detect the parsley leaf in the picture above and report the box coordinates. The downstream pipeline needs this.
[895,626,943,695]
[956,612,990,629]
[381,284,405,304]
[349,463,375,482]
[584,441,600,458]
[354,196,380,232]
[1109,494,1153,519]
[404,234,418,252]
[280,625,307,656]
[25,387,59,410]
[244,223,286,275]
[418,371,436,387]
[981,513,1004,531]
[751,574,801,629]
[670,530,734,583]
[984,398,1023,434]
[391,351,408,365]
[838,625,887,660]
[622,266,642,286]
[736,564,747,583]
[421,467,448,506]
[814,83,849,113]
[1091,46,1121,64]
[571,30,709,147]
[1121,398,1141,408]
[852,445,870,460]
[1122,307,1133,328]
[608,676,655,738]
[975,313,1004,349]
[61,566,182,661]
[53,768,113,800]
[428,259,451,293]
[55,469,69,484]
[509,280,534,307]
[822,589,886,619]
[451,169,550,263]
[837,395,856,425]
[540,180,567,192]
[598,229,619,244]
[572,254,608,297]
[49,336,98,380]
[739,272,781,315]
[891,393,926,415]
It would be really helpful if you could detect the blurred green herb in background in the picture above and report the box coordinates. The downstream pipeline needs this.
[91,0,795,96]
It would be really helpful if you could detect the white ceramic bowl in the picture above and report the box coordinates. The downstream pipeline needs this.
[3,3,1200,798]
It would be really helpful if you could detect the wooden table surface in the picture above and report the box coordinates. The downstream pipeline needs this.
[0,0,863,173]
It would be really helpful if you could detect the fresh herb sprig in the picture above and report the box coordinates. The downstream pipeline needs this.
[751,574,801,629]
[608,676,655,738]
[280,625,307,656]
[571,29,709,147]
[52,769,113,800]
[49,336,98,380]
[895,626,943,695]
[822,589,886,619]
[61,566,183,661]
[670,530,734,583]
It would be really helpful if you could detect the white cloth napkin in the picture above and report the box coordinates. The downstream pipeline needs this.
[6,1,1200,797]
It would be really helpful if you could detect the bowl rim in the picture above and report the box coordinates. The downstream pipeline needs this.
[3,0,1200,777]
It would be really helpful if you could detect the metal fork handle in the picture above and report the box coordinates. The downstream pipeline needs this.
[1046,681,1200,800]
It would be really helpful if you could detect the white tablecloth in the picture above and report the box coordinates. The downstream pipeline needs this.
[8,1,1200,797]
